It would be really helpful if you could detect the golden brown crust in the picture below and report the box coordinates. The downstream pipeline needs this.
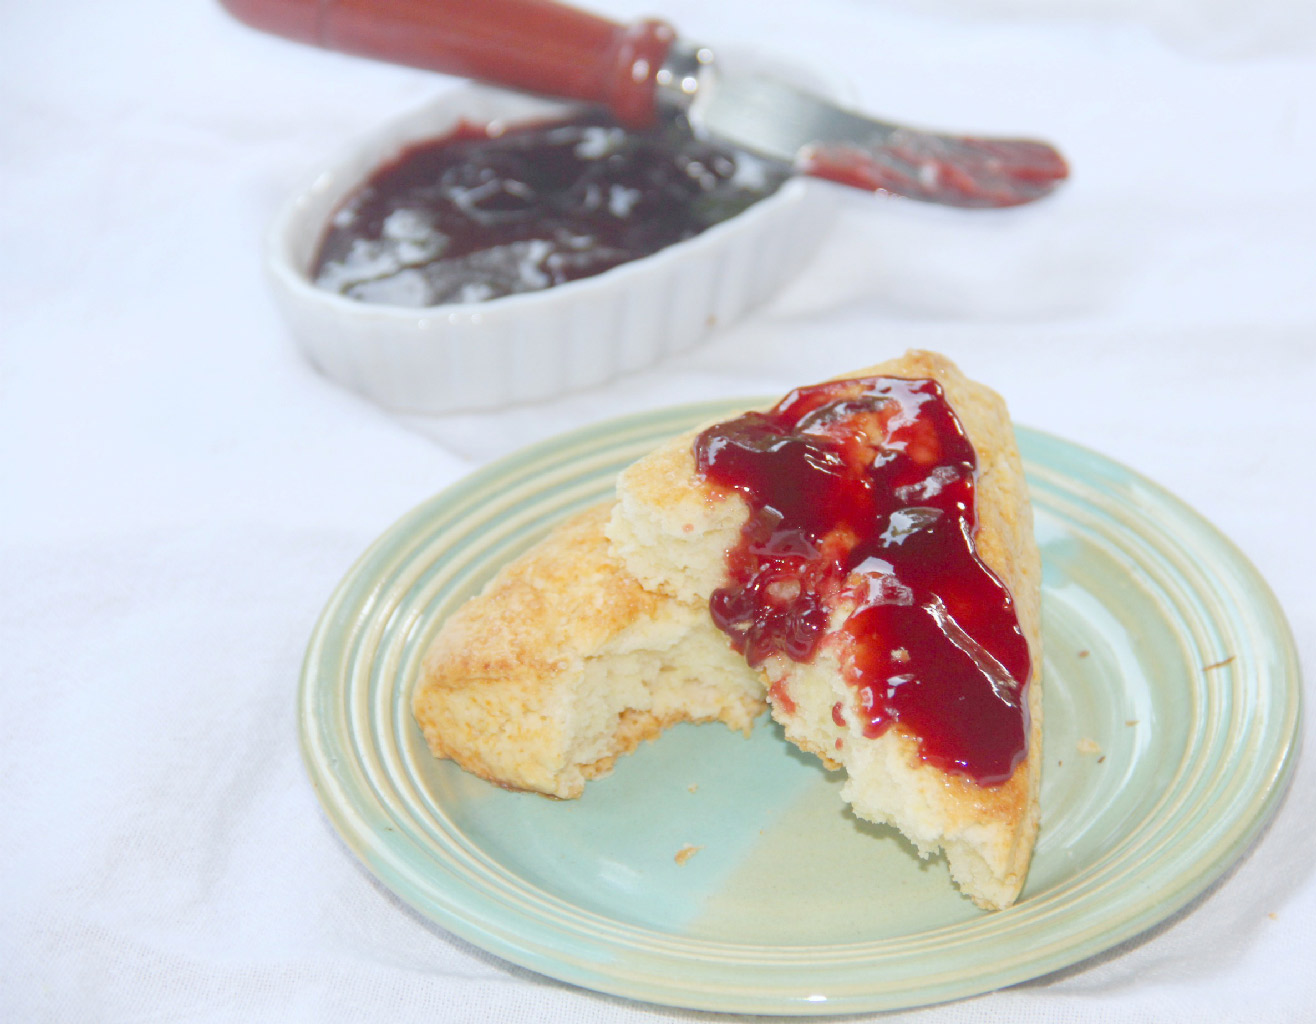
[412,503,766,799]
[419,504,664,689]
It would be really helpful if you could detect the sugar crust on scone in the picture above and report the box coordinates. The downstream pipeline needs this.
[411,503,765,800]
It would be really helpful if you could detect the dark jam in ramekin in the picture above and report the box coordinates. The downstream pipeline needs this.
[312,112,790,307]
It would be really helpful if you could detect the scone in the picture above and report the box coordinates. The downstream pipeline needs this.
[413,350,1042,909]
[411,503,765,799]
[608,350,1042,909]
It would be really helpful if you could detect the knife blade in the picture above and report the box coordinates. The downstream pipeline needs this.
[220,0,1068,208]
[673,51,1068,208]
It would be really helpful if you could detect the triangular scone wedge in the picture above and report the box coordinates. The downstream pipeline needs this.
[607,350,1043,909]
[412,503,765,799]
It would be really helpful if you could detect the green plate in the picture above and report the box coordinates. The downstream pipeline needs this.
[299,402,1301,1015]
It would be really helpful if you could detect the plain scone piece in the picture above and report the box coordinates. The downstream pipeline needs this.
[412,503,765,799]
[607,350,1043,909]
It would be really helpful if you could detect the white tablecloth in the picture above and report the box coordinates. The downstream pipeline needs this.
[4,1,1313,1020]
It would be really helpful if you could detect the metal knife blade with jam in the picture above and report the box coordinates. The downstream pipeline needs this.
[312,111,789,307]
[694,376,1031,785]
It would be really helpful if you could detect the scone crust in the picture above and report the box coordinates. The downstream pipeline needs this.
[412,504,654,796]
[413,503,765,799]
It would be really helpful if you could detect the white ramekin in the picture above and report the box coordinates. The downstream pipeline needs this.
[264,83,838,414]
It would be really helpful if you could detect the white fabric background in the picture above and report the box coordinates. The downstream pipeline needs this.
[2,0,1313,1020]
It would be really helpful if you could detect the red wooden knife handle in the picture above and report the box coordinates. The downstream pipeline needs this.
[220,0,676,127]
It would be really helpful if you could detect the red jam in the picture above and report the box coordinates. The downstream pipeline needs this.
[312,112,788,307]
[800,135,1068,209]
[694,376,1030,785]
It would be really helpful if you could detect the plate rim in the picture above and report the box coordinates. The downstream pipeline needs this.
[298,402,1302,1015]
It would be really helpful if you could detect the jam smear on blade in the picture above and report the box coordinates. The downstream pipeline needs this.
[312,112,788,307]
[800,134,1068,209]
[694,376,1030,785]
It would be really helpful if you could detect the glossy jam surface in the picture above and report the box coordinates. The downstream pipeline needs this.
[695,376,1030,784]
[312,112,789,307]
